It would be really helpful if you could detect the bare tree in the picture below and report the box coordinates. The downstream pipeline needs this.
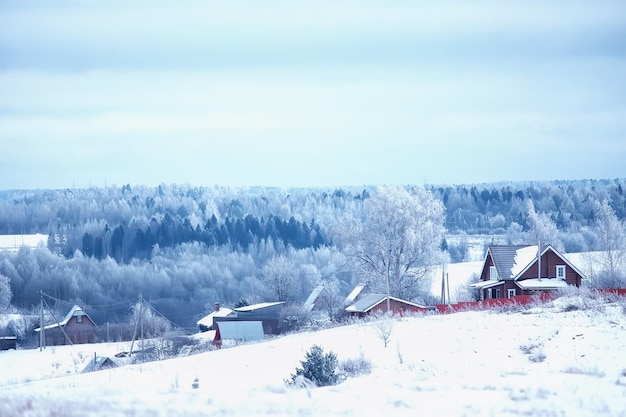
[337,186,445,301]
[371,313,394,348]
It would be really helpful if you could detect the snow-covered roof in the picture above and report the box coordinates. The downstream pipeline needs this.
[469,280,505,289]
[303,284,325,311]
[515,278,569,290]
[343,283,366,306]
[196,308,235,328]
[35,305,91,332]
[82,356,117,373]
[234,302,284,312]
[345,293,427,313]
[510,246,539,278]
[486,245,536,280]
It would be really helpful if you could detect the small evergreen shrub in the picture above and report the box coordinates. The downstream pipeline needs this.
[290,345,339,387]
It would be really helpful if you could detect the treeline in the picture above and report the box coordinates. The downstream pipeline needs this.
[432,179,626,233]
[68,213,324,264]
[2,179,625,241]
[1,179,625,261]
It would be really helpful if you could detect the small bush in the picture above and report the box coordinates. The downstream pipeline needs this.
[339,355,372,378]
[290,345,339,387]
[520,342,546,363]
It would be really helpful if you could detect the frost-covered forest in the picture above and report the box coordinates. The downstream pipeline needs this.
[0,178,625,329]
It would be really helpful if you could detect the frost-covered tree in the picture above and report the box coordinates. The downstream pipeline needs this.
[0,273,12,312]
[526,200,562,251]
[591,199,626,288]
[130,299,172,339]
[316,276,343,321]
[338,186,445,301]
[261,254,299,302]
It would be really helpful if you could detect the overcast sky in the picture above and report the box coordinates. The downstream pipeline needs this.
[1,1,625,190]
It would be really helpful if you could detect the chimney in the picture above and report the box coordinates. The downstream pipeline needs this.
[214,302,221,312]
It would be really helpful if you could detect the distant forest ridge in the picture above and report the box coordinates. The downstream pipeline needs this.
[0,178,624,263]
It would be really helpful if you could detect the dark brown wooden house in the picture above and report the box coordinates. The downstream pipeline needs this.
[35,305,98,346]
[470,244,584,300]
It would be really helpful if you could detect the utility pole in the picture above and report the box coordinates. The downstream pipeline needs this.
[139,294,144,354]
[440,264,446,304]
[537,238,542,281]
[386,248,391,313]
[39,291,45,351]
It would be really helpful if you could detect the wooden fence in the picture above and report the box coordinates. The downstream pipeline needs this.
[433,288,626,314]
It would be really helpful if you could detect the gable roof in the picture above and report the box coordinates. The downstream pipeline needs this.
[82,356,117,373]
[35,305,95,332]
[487,245,538,280]
[514,245,586,280]
[345,293,427,314]
[486,244,586,281]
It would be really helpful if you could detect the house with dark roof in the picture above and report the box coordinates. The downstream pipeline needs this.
[344,291,428,318]
[470,245,584,300]
[34,305,98,346]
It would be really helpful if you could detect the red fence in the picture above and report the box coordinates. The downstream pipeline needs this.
[432,289,626,314]
[597,288,626,296]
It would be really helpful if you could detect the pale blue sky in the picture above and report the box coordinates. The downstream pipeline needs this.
[1,1,625,190]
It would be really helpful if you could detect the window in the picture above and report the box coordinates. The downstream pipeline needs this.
[76,315,83,323]
[490,266,498,281]
[508,289,516,298]
[495,289,501,298]
[487,289,492,299]
[556,265,566,280]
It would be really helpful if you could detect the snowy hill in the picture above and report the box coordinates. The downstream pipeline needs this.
[1,294,625,416]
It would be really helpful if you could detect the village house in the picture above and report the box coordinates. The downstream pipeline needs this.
[343,283,429,318]
[35,305,98,346]
[196,302,235,332]
[212,301,285,335]
[345,293,429,318]
[470,244,584,300]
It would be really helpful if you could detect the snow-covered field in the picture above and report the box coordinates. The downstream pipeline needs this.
[1,294,626,417]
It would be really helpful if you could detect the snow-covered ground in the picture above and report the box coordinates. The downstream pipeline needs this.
[1,294,625,417]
